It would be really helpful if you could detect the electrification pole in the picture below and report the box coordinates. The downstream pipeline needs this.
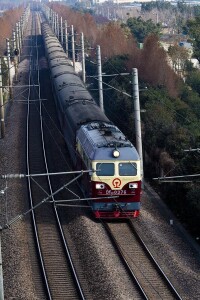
[60,17,63,46]
[0,59,5,138]
[71,25,75,70]
[81,32,85,83]
[97,45,104,112]
[64,20,68,57]
[12,30,18,81]
[132,68,143,180]
[6,38,13,100]
[16,23,20,62]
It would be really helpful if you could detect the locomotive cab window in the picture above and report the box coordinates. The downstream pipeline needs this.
[96,163,114,176]
[118,163,137,176]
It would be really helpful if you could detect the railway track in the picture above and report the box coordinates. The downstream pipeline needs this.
[25,11,88,299]
[103,220,183,300]
[28,10,184,300]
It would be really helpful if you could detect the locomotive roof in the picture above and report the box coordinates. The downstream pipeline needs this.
[77,122,140,161]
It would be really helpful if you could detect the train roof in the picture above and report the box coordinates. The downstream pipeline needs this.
[77,122,140,161]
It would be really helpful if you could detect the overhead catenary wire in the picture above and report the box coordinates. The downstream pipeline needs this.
[86,57,200,179]
[3,173,84,229]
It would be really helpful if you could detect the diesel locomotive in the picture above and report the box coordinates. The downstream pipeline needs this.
[42,22,142,218]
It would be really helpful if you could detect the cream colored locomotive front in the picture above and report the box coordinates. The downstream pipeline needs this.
[92,160,141,193]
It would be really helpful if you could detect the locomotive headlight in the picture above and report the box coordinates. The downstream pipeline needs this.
[96,183,105,189]
[129,183,138,189]
[113,149,120,158]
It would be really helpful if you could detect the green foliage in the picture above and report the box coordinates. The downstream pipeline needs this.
[141,1,173,12]
[168,44,190,72]
[181,81,200,120]
[101,56,134,139]
[194,5,200,17]
[177,2,188,14]
[74,3,94,15]
[185,70,200,94]
[186,17,200,62]
[142,89,174,148]
[187,185,200,210]
[102,55,129,75]
[140,85,200,164]
[185,185,200,235]
[126,17,161,43]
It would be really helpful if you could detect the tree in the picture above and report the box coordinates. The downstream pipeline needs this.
[95,22,135,58]
[138,35,180,97]
[0,7,23,55]
[168,44,190,74]
[185,70,200,95]
[126,17,161,43]
[186,17,200,62]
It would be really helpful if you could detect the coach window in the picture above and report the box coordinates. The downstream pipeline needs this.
[96,163,114,176]
[118,163,137,176]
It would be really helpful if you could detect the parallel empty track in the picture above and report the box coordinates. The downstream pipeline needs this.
[104,220,183,300]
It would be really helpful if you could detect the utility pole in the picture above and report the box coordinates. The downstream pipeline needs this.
[18,21,22,51]
[64,20,68,57]
[97,45,104,112]
[71,25,75,70]
[81,33,85,83]
[0,59,5,138]
[57,14,59,40]
[60,17,63,46]
[53,12,56,34]
[12,30,18,81]
[6,39,13,100]
[132,68,143,181]
[16,23,20,62]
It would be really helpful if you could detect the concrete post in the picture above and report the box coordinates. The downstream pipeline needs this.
[6,39,13,100]
[57,14,59,40]
[97,45,104,112]
[0,60,5,138]
[60,17,63,46]
[71,25,75,70]
[12,30,18,81]
[81,32,85,83]
[16,23,20,62]
[132,68,143,181]
[64,20,68,57]
[18,22,22,51]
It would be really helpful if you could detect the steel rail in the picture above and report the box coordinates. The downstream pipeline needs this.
[128,220,183,300]
[103,222,149,299]
[104,220,184,300]
[36,12,86,300]
[26,12,52,299]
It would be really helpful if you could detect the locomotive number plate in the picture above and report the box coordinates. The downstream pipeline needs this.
[106,190,127,195]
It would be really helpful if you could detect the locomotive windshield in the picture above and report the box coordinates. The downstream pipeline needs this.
[96,163,114,176]
[95,162,137,176]
[118,163,137,176]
